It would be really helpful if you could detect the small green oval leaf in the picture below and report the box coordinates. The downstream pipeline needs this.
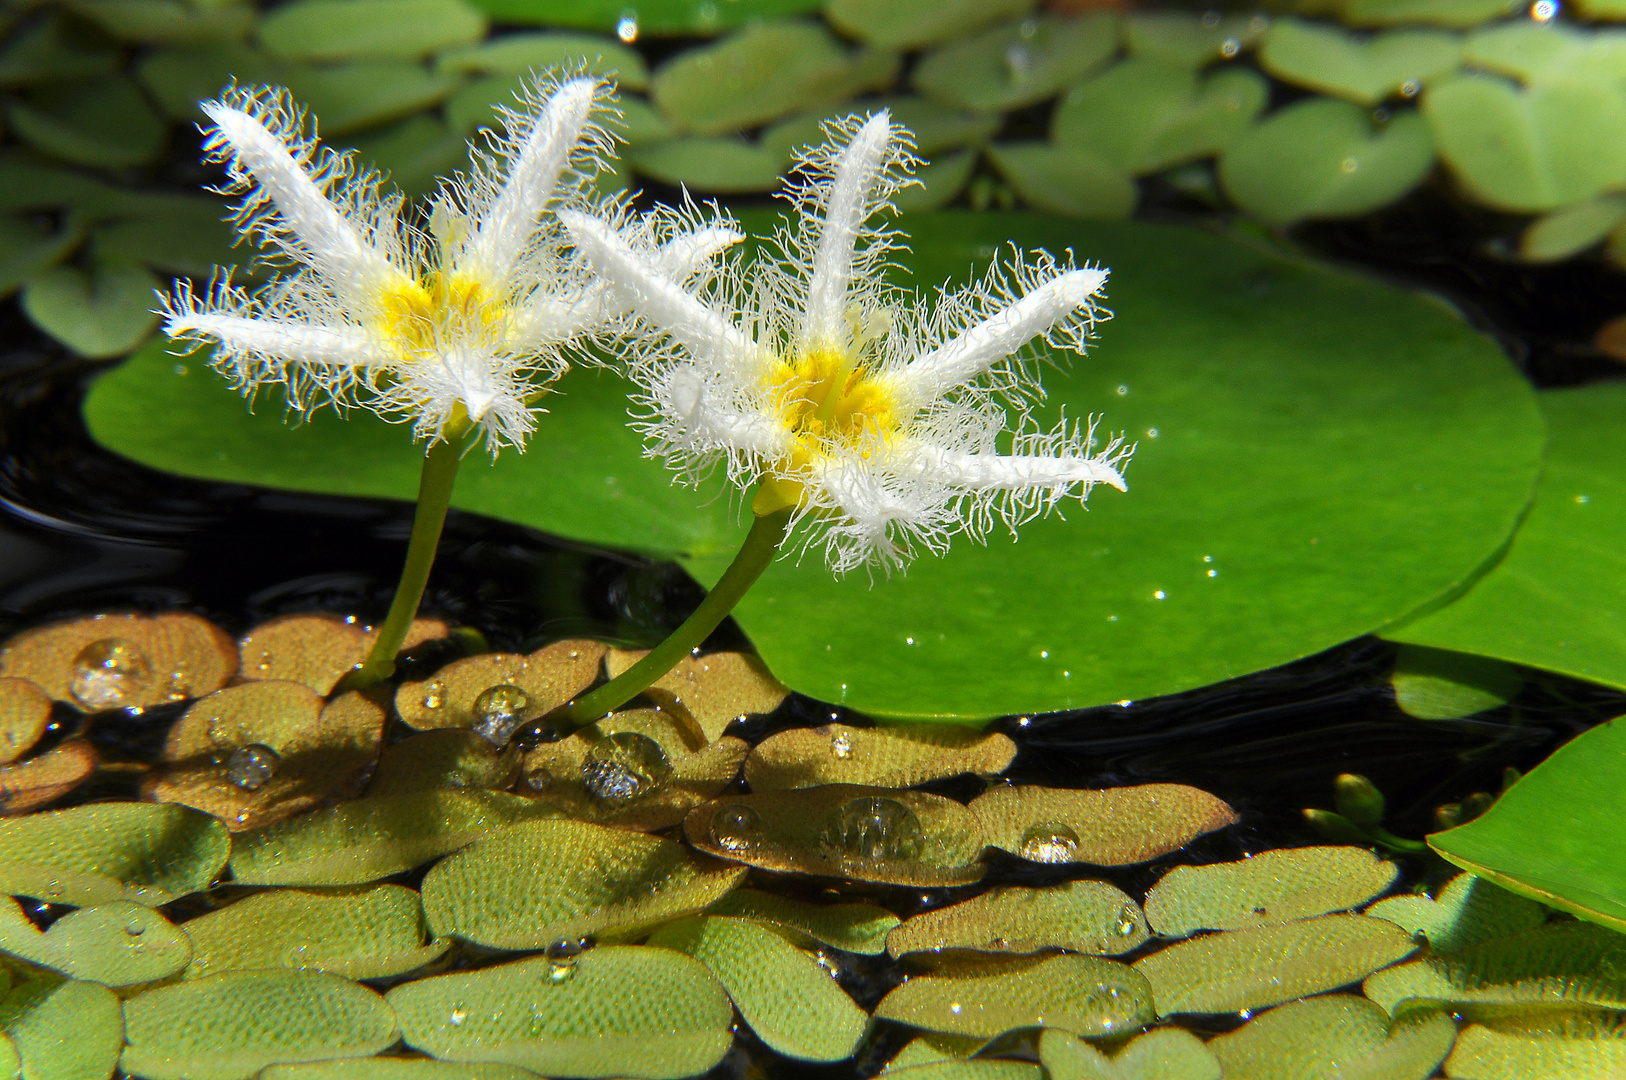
[279,63,461,137]
[1145,846,1399,937]
[1445,1012,1626,1080]
[20,258,161,360]
[435,31,648,89]
[1364,873,1546,954]
[0,897,190,986]
[970,783,1238,867]
[876,954,1155,1039]
[6,75,166,168]
[259,0,486,62]
[826,0,1035,50]
[1259,19,1462,107]
[1039,1026,1220,1080]
[888,880,1148,958]
[913,14,1118,112]
[628,137,785,193]
[1519,195,1626,263]
[705,887,899,954]
[0,801,229,906]
[1390,644,1524,720]
[1,978,123,1080]
[984,143,1136,220]
[262,1060,539,1080]
[1208,994,1456,1080]
[745,723,1014,791]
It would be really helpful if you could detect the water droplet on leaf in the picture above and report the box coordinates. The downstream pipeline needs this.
[70,638,152,709]
[581,731,672,803]
[830,732,853,759]
[422,682,445,710]
[225,743,280,791]
[825,796,925,861]
[709,804,761,853]
[1018,822,1080,864]
[471,683,530,746]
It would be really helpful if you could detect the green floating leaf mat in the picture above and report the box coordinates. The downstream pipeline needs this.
[825,0,1034,51]
[886,879,1148,958]
[86,210,1543,721]
[970,783,1237,866]
[1364,873,1547,954]
[1,977,123,1080]
[1143,845,1399,937]
[262,1059,540,1079]
[435,31,648,90]
[0,801,229,906]
[1207,993,1456,1080]
[745,722,1015,791]
[460,0,822,36]
[1259,18,1462,106]
[649,915,867,1062]
[1444,1011,1626,1080]
[1040,1026,1220,1080]
[1124,10,1268,67]
[0,896,191,986]
[258,0,487,63]
[387,945,733,1078]
[887,1063,1041,1080]
[912,13,1118,112]
[876,952,1155,1039]
[705,887,898,954]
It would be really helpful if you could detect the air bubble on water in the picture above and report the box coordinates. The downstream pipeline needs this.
[1019,822,1081,864]
[471,684,530,746]
[709,804,761,853]
[582,731,672,803]
[825,796,925,861]
[225,744,280,791]
[830,732,854,759]
[422,682,446,710]
[71,638,152,710]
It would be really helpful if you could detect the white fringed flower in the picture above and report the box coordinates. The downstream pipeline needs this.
[160,75,739,452]
[562,111,1131,574]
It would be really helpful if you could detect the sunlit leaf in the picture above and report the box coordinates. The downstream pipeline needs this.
[877,953,1154,1039]
[421,819,744,949]
[1462,21,1626,85]
[0,978,123,1080]
[888,880,1147,958]
[0,679,48,766]
[826,0,1035,50]
[229,789,560,887]
[69,0,254,46]
[1134,914,1416,1017]
[1207,994,1456,1080]
[650,916,866,1061]
[685,785,985,887]
[0,896,189,987]
[367,729,520,798]
[1390,644,1523,720]
[984,144,1136,220]
[396,641,605,731]
[1259,19,1462,106]
[603,649,787,742]
[627,137,784,194]
[913,14,1118,112]
[387,946,732,1078]
[886,1033,984,1070]
[706,887,898,954]
[259,0,485,62]
[1040,1026,1220,1080]
[1339,0,1522,27]
[1519,196,1626,263]
[122,971,398,1080]
[889,1064,1040,1080]
[279,64,461,137]
[7,76,166,169]
[20,259,162,360]
[1364,873,1546,954]
[1218,98,1435,226]
[1444,1011,1626,1080]
[261,1061,538,1080]
[239,615,446,696]
[1144,846,1399,937]
[0,740,97,817]
[1124,11,1270,67]
[435,31,647,90]
[0,801,229,906]
[970,784,1237,867]
[459,0,822,36]
[0,612,235,710]
[746,723,1014,791]
[183,884,449,980]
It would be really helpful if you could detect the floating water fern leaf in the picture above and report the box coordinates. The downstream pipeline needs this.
[1206,993,1456,1080]
[1143,845,1399,937]
[745,722,1015,791]
[876,953,1155,1039]
[705,888,899,954]
[887,879,1148,958]
[0,801,229,906]
[1364,873,1546,953]
[970,783,1237,866]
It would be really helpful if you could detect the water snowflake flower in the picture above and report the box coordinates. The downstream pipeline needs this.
[160,75,737,453]
[561,111,1131,574]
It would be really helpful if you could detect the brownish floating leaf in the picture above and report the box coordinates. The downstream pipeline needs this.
[0,739,97,815]
[239,614,448,695]
[969,784,1238,867]
[887,879,1149,958]
[396,640,607,732]
[143,682,385,831]
[366,728,522,799]
[684,784,986,887]
[607,648,788,742]
[0,677,51,765]
[745,722,1016,791]
[520,707,747,831]
[0,612,237,711]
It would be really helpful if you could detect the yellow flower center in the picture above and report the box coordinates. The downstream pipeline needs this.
[374,271,504,357]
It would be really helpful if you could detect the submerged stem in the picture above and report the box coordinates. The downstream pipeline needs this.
[341,412,474,692]
[561,504,794,725]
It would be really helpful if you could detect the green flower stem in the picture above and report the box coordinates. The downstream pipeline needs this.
[561,504,794,725]
[341,413,474,692]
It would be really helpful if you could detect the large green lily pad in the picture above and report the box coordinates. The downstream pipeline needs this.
[1388,383,1626,692]
[84,212,1541,720]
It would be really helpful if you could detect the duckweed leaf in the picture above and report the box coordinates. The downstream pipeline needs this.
[1259,20,1462,106]
[651,21,889,136]
[84,212,1546,721]
[0,15,119,86]
[279,64,460,137]
[0,897,190,986]
[1144,846,1399,937]
[421,819,744,949]
[122,971,398,1080]
[970,784,1237,867]
[877,953,1154,1039]
[0,801,228,906]
[239,615,446,697]
[984,144,1136,220]
[825,0,1035,50]
[262,1062,539,1079]
[146,684,385,831]
[1207,994,1455,1080]
[1364,874,1546,953]
[0,740,97,816]
[746,723,1014,791]
[1423,73,1626,213]
[1125,11,1269,67]
[913,14,1118,112]
[137,43,279,121]
[1462,21,1626,84]
[367,729,520,798]
[685,785,985,887]
[435,31,647,89]
[229,789,561,887]
[1134,914,1416,1017]
[70,0,255,46]
[396,642,605,731]
[1339,0,1521,26]
[650,916,866,1061]
[1364,921,1626,1016]
[387,946,732,1078]
[1218,98,1435,226]
[1039,1026,1219,1080]
[7,76,166,169]
[0,679,48,766]
[1423,713,1626,930]
[627,137,784,194]
[460,0,822,36]
[1390,645,1523,720]
[603,650,787,742]
[888,880,1146,958]
[706,888,898,954]
[1444,1012,1626,1080]
[1053,60,1268,175]
[183,885,448,980]
[20,259,161,360]
[0,978,122,1080]
[1519,195,1626,263]
[259,0,485,62]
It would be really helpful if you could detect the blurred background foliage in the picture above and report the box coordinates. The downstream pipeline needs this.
[5,0,1626,359]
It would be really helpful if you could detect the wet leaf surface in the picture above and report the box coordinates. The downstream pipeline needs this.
[387,946,733,1078]
[1207,994,1456,1080]
[0,611,236,710]
[463,0,822,36]
[0,679,48,766]
[877,953,1155,1039]
[1364,873,1547,954]
[0,738,97,815]
[705,887,898,954]
[913,14,1118,112]
[1259,19,1463,106]
[261,1061,540,1079]
[366,729,521,798]
[0,977,123,1080]
[1039,1026,1220,1080]
[0,895,190,986]
[888,880,1148,958]
[421,818,745,949]
[604,649,787,742]
[238,615,446,696]
[1143,846,1399,937]
[1444,1011,1626,1080]
[970,784,1237,867]
[745,723,1014,791]
[395,641,605,731]
[0,801,229,905]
